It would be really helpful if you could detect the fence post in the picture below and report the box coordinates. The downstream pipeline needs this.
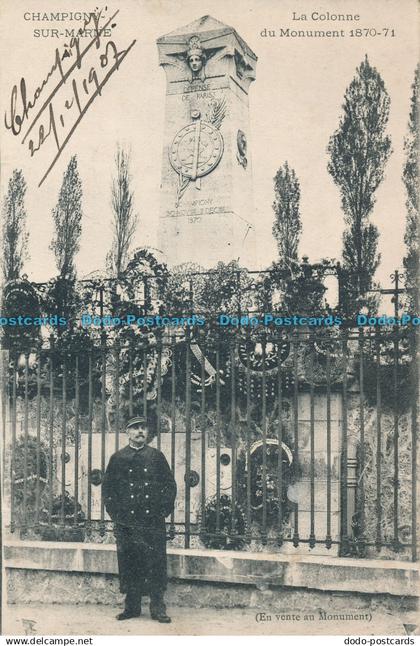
[340,329,350,556]
[1,349,10,530]
[410,327,418,562]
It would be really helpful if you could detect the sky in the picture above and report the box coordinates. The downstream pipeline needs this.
[1,0,418,298]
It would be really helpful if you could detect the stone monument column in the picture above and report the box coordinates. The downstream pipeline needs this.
[157,16,257,268]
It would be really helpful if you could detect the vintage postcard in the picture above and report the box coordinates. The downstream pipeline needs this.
[1,0,419,639]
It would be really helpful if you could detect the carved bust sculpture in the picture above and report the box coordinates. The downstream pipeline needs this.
[187,36,206,81]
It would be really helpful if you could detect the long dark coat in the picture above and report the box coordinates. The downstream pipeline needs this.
[102,444,177,595]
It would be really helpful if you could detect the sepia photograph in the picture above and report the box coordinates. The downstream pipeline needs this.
[0,0,419,639]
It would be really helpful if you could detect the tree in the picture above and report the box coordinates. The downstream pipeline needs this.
[272,161,302,267]
[327,56,392,300]
[106,147,138,278]
[403,65,419,312]
[50,156,83,278]
[270,163,324,315]
[1,169,29,282]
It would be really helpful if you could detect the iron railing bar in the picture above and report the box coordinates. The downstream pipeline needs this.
[143,345,148,419]
[74,355,80,527]
[184,325,192,549]
[114,339,120,452]
[35,346,42,529]
[200,335,206,539]
[22,352,30,531]
[48,340,54,525]
[261,336,267,545]
[60,355,67,526]
[156,333,162,452]
[277,336,283,546]
[410,328,418,562]
[292,331,299,547]
[375,329,382,552]
[230,339,237,539]
[169,336,176,540]
[100,332,107,536]
[309,332,316,548]
[393,326,400,549]
[326,344,332,549]
[340,330,349,555]
[245,328,252,543]
[1,350,7,499]
[358,328,366,549]
[128,341,134,418]
[10,355,17,533]
[86,351,93,536]
[215,337,221,537]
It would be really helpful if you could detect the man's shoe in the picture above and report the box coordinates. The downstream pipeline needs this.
[150,611,171,624]
[116,610,141,621]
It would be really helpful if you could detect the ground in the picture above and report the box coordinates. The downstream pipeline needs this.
[3,604,419,636]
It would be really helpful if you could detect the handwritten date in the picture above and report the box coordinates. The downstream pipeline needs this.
[4,10,136,187]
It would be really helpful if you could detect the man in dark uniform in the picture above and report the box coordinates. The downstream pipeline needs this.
[102,416,176,622]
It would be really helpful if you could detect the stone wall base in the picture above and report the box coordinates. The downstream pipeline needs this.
[5,541,419,613]
[6,569,418,614]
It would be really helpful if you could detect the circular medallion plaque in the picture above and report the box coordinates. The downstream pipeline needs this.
[169,119,223,180]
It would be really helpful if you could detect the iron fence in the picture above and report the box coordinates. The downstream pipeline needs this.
[2,321,418,561]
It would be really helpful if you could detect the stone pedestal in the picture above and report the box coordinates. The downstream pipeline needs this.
[157,15,257,267]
